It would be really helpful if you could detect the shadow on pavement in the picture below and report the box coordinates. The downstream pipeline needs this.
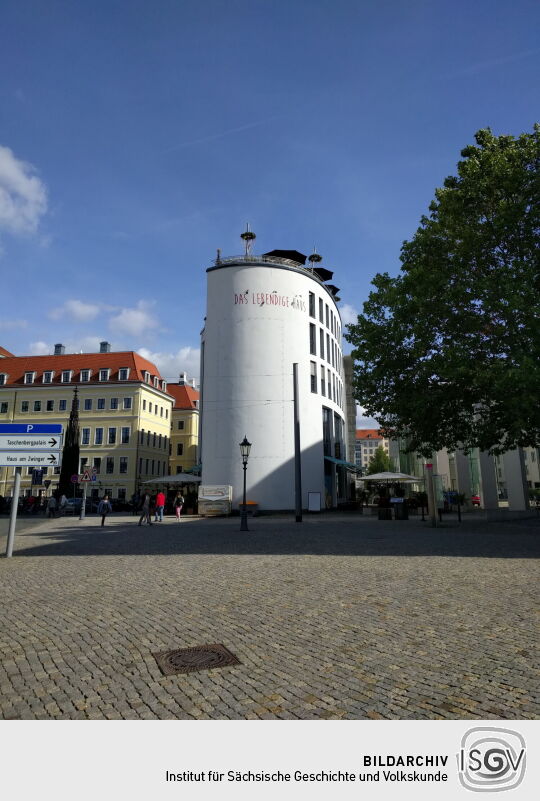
[3,514,539,559]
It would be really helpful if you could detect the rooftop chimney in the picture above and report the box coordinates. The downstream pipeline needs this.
[179,372,187,385]
[100,341,111,353]
[54,344,65,355]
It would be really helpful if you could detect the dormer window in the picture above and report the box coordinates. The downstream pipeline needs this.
[119,368,130,380]
[43,371,54,384]
[153,376,159,388]
[0,374,7,386]
[162,381,167,393]
[144,371,150,384]
[24,372,36,384]
[61,370,72,383]
[99,368,110,382]
[80,369,91,382]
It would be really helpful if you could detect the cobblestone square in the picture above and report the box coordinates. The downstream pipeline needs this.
[0,512,538,720]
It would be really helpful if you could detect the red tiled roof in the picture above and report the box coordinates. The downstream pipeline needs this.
[0,351,165,387]
[0,346,15,358]
[356,428,384,440]
[168,383,199,410]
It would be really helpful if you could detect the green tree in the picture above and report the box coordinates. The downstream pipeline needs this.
[346,126,540,456]
[366,445,392,474]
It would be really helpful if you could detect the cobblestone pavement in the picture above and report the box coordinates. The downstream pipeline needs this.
[0,512,538,720]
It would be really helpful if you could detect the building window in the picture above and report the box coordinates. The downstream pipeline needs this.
[80,457,88,472]
[165,409,169,419]
[309,292,315,317]
[160,407,163,417]
[106,457,114,474]
[149,402,152,413]
[0,374,7,386]
[176,466,183,474]
[54,466,60,474]
[162,381,167,393]
[331,340,335,368]
[21,401,29,413]
[24,372,35,384]
[61,370,72,383]
[143,399,147,411]
[325,304,329,328]
[121,427,130,444]
[34,400,41,412]
[158,433,162,448]
[153,376,159,388]
[155,406,159,415]
[145,458,149,473]
[140,429,145,444]
[82,428,90,445]
[157,461,161,476]
[84,399,92,411]
[108,427,116,445]
[43,371,53,384]
[153,432,156,447]
[147,431,150,446]
[139,457,143,474]
[80,370,91,382]
[123,397,132,410]
[0,402,7,414]
[177,443,183,456]
[119,457,128,474]
[46,400,54,412]
[178,420,185,430]
[320,365,325,396]
[144,372,150,384]
[95,427,103,445]
[309,323,316,355]
[310,361,317,393]
[93,457,101,473]
[151,459,155,475]
[59,399,67,411]
[119,368,130,380]
[110,397,119,410]
[99,369,110,382]
[97,398,105,410]
[118,488,126,501]
[319,297,324,322]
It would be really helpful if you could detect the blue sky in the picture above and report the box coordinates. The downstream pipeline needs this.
[1,0,538,423]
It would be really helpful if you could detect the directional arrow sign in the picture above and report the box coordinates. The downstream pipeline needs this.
[0,451,62,467]
[0,435,63,450]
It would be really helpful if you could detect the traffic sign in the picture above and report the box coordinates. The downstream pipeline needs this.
[71,474,80,484]
[0,424,63,434]
[0,434,62,450]
[80,470,97,482]
[0,452,61,467]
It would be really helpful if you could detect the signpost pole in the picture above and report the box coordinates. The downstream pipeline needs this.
[79,480,87,520]
[6,467,22,558]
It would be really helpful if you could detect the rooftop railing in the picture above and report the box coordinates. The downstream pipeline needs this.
[212,254,339,298]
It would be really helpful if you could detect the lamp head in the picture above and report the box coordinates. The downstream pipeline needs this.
[239,435,252,461]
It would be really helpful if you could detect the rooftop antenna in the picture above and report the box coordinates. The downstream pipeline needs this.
[308,246,322,269]
[240,223,256,257]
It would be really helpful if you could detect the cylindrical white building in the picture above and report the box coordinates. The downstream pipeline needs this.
[200,241,350,511]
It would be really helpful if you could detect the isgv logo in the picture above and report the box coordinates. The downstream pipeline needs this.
[457,727,526,792]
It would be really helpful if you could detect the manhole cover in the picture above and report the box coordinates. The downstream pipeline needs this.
[153,643,241,676]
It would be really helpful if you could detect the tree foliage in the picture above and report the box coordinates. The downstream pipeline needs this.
[366,445,392,474]
[346,126,540,456]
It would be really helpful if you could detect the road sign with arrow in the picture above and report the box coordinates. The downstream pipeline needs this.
[0,423,63,467]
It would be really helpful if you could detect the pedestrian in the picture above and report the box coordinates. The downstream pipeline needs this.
[155,490,166,522]
[138,494,153,526]
[47,495,57,518]
[173,492,184,521]
[97,495,112,526]
[59,494,68,516]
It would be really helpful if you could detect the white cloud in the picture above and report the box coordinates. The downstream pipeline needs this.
[356,404,380,428]
[29,340,51,355]
[339,303,359,326]
[109,301,159,336]
[0,145,47,234]
[49,299,101,322]
[137,346,200,383]
[0,318,27,330]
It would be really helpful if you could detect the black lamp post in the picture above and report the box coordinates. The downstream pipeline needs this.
[239,435,251,531]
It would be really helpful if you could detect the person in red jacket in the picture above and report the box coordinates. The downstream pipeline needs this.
[155,490,166,522]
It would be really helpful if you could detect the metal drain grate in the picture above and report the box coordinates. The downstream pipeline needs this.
[153,643,241,676]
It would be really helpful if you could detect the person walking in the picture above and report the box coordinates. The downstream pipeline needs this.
[59,494,68,516]
[138,494,153,526]
[47,495,57,518]
[97,495,112,526]
[155,490,166,522]
[173,492,184,521]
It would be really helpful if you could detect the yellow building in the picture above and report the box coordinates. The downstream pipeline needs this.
[168,375,200,475]
[0,342,173,503]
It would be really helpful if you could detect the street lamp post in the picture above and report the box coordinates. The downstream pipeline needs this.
[239,435,251,531]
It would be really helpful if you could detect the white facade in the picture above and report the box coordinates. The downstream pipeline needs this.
[200,253,348,510]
